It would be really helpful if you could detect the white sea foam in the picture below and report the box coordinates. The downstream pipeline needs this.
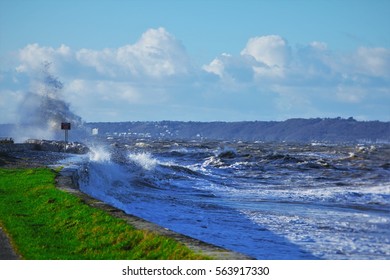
[76,140,390,260]
[128,152,158,170]
[88,146,111,162]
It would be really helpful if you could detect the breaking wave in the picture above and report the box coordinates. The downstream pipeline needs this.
[76,140,390,259]
[128,152,158,170]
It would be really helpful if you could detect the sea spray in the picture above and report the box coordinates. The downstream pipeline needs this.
[128,152,158,170]
[77,145,132,210]
[88,145,111,162]
[75,139,390,259]
[12,62,87,142]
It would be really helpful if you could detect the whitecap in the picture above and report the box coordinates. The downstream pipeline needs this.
[128,152,158,170]
[88,146,111,162]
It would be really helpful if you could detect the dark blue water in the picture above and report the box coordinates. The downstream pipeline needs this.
[71,139,390,259]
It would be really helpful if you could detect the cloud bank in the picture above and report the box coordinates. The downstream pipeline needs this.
[1,27,389,122]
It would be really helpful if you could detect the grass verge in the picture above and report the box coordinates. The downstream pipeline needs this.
[0,168,209,259]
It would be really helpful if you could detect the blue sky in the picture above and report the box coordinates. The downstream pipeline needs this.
[1,0,389,122]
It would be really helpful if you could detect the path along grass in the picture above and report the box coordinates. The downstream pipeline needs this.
[0,168,209,259]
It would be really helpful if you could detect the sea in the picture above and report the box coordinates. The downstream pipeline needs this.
[63,138,390,260]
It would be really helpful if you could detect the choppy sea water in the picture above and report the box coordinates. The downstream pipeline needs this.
[70,139,390,259]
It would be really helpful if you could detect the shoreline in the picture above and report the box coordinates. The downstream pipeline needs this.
[0,149,252,260]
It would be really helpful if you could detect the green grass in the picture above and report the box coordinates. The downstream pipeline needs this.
[0,168,209,259]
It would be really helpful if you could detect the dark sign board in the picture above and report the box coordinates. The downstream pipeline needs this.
[61,122,71,130]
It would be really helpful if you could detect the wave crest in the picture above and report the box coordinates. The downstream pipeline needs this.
[128,152,158,170]
[88,146,111,162]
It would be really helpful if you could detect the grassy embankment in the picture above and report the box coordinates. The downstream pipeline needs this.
[0,168,209,259]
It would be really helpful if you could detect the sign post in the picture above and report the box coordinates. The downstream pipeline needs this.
[61,122,71,143]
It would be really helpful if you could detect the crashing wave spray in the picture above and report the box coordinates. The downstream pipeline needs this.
[12,62,86,142]
[88,145,111,162]
[128,152,159,170]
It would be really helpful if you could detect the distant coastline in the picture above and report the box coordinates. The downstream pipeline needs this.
[1,117,389,143]
[86,118,390,143]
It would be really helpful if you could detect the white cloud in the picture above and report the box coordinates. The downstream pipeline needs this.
[3,28,194,122]
[354,47,390,77]
[204,35,390,90]
[202,53,257,89]
[76,27,191,79]
[241,35,291,68]
[16,43,72,74]
[67,79,141,104]
[64,78,174,121]
[203,35,390,119]
[75,48,114,77]
[14,27,191,81]
[1,28,390,123]
[202,53,228,78]
[203,35,292,83]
